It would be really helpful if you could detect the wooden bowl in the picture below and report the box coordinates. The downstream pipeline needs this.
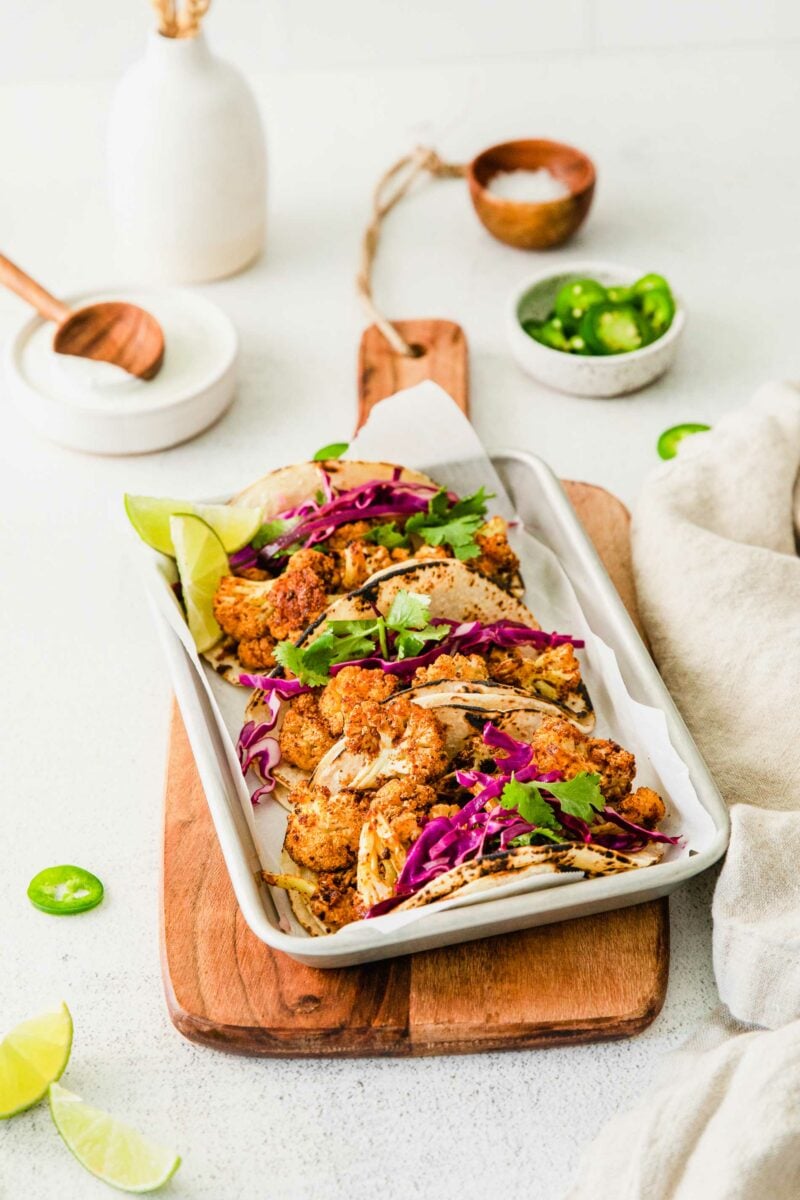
[467,139,596,250]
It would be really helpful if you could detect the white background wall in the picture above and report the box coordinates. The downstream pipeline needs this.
[3,0,800,84]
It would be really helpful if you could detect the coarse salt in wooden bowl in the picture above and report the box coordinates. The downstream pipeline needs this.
[467,139,596,250]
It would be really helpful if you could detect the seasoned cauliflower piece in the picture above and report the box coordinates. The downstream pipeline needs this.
[279,693,336,772]
[265,566,329,641]
[487,644,582,701]
[617,786,666,830]
[413,543,452,562]
[369,778,460,844]
[412,653,487,687]
[309,866,364,931]
[471,516,520,591]
[530,716,636,803]
[357,779,458,909]
[284,547,339,589]
[212,575,275,641]
[340,541,392,590]
[285,782,368,871]
[343,697,449,787]
[326,521,372,551]
[318,666,399,736]
[238,634,277,670]
[236,566,269,581]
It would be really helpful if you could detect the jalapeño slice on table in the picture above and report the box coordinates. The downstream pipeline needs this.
[579,301,651,355]
[27,865,104,915]
[657,423,711,460]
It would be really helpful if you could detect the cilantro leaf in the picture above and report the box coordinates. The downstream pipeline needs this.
[499,778,561,830]
[274,640,330,687]
[386,590,431,631]
[386,591,449,660]
[313,442,349,461]
[275,627,378,686]
[405,487,493,561]
[511,827,564,846]
[394,624,449,660]
[328,616,387,658]
[364,522,409,549]
[251,519,290,550]
[543,773,604,823]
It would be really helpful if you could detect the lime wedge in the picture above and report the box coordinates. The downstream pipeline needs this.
[125,494,261,556]
[50,1082,181,1193]
[0,1002,73,1118]
[170,513,228,652]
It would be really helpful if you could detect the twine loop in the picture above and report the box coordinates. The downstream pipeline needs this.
[357,146,466,356]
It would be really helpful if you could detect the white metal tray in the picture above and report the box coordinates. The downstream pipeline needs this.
[147,450,729,968]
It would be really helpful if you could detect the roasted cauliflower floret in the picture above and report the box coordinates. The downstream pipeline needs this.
[326,521,372,551]
[309,866,364,931]
[265,565,329,641]
[212,575,275,641]
[238,634,277,670]
[279,693,336,772]
[617,786,666,830]
[285,782,368,871]
[530,716,636,803]
[343,697,449,786]
[318,666,399,736]
[487,644,582,701]
[338,541,411,590]
[413,543,452,562]
[470,516,520,591]
[284,547,339,589]
[357,780,458,909]
[412,653,487,687]
[369,778,460,844]
[236,566,269,581]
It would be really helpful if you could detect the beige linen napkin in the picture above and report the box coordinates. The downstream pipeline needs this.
[567,382,800,1199]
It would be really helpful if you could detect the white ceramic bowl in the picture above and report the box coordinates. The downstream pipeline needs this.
[507,260,685,398]
[5,286,237,455]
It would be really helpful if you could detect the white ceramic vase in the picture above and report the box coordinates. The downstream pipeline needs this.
[108,31,266,284]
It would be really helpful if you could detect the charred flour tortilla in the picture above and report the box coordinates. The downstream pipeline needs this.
[392,843,660,911]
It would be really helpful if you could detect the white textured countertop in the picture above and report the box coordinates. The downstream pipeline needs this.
[2,40,795,1199]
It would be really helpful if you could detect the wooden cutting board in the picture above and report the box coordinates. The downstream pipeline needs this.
[161,319,668,1056]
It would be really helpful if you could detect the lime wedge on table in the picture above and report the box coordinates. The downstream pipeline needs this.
[49,1082,181,1193]
[0,1002,72,1118]
[170,513,228,652]
[125,493,261,555]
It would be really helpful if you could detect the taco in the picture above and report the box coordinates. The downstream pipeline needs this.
[260,689,677,936]
[205,459,523,682]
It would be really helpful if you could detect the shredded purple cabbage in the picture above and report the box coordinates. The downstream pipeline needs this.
[236,682,306,804]
[255,478,448,561]
[237,675,313,698]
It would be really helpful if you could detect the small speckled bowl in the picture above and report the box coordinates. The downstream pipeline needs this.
[507,261,685,398]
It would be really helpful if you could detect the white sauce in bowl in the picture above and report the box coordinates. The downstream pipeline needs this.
[19,288,235,414]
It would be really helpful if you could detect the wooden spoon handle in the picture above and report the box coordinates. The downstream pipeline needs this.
[0,253,71,324]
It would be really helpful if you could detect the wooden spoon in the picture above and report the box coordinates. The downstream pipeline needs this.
[0,253,165,380]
